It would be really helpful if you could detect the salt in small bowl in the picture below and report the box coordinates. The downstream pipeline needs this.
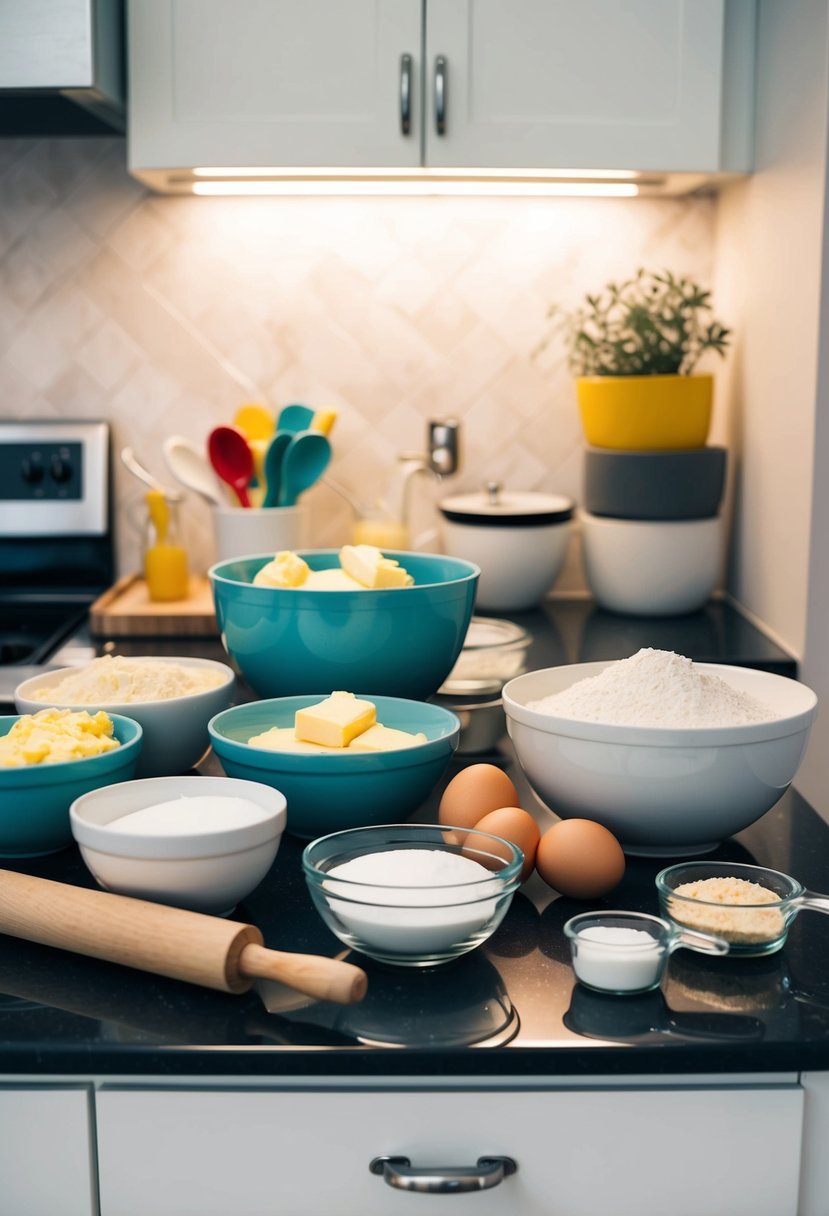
[564,910,728,996]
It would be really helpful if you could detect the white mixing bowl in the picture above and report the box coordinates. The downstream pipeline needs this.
[503,662,818,856]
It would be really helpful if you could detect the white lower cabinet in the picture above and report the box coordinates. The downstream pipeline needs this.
[0,1086,96,1216]
[96,1085,803,1216]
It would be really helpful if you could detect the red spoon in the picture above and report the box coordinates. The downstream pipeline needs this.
[207,425,254,508]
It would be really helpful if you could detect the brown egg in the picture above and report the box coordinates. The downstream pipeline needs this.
[467,808,540,883]
[438,764,520,832]
[535,819,625,899]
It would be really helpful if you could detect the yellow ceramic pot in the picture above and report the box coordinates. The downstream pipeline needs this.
[576,374,713,451]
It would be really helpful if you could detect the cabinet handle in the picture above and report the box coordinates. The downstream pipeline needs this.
[369,1155,517,1194]
[400,53,412,135]
[434,55,447,135]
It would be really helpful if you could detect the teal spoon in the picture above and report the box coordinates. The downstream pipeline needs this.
[275,403,315,434]
[278,431,332,507]
[261,431,292,509]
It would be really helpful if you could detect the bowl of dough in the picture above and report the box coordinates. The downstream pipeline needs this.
[502,649,818,857]
[209,545,479,700]
[15,655,235,779]
[0,709,143,856]
[208,691,461,838]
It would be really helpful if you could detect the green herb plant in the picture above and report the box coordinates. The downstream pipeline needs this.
[542,269,731,377]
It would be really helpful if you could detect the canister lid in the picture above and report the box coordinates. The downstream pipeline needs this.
[439,481,574,526]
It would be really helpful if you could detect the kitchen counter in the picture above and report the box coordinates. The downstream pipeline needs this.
[0,595,825,1079]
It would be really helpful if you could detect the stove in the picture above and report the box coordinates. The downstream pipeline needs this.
[0,420,113,673]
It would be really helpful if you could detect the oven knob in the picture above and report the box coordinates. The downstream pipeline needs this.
[20,456,44,484]
[50,455,72,483]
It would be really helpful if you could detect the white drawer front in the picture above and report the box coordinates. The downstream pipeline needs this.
[97,1086,802,1216]
[0,1085,96,1216]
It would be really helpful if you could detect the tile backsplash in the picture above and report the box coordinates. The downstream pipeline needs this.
[0,138,717,586]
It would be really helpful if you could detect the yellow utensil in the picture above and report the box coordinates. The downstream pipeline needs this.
[234,403,275,441]
[312,409,338,436]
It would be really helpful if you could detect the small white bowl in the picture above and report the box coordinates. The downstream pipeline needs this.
[503,662,818,856]
[70,775,286,915]
[439,487,573,612]
[15,656,235,778]
[580,511,721,616]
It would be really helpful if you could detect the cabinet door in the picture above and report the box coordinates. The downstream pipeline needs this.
[0,1086,96,1216]
[97,1086,802,1216]
[424,0,729,172]
[128,0,422,172]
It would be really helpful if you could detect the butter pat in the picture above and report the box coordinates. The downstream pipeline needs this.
[253,551,309,588]
[339,545,413,589]
[244,727,332,754]
[348,723,428,752]
[295,691,376,748]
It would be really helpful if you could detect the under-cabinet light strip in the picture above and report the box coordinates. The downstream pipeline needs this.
[190,180,640,197]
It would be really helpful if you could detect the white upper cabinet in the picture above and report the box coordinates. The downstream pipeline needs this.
[128,0,755,188]
[128,0,423,174]
[424,0,742,172]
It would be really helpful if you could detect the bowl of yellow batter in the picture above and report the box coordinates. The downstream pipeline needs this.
[0,709,143,856]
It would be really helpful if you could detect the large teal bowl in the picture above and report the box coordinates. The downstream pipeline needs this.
[208,696,460,839]
[209,550,479,700]
[0,713,143,857]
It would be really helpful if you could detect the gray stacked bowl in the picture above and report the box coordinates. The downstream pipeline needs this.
[580,446,727,616]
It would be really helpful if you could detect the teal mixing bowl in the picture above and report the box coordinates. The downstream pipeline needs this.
[209,550,479,700]
[208,696,460,838]
[0,713,143,857]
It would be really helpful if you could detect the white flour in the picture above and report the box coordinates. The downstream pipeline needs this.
[530,649,775,728]
[324,849,501,956]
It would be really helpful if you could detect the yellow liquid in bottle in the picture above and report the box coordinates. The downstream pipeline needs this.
[144,544,189,602]
[352,517,410,549]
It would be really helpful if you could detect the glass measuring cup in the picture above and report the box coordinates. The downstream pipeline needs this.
[563,910,728,996]
[656,861,829,957]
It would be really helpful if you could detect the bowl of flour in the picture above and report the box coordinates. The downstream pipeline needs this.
[502,649,818,856]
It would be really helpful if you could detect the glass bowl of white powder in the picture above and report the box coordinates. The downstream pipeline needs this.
[502,650,818,857]
[302,824,523,966]
[15,655,235,778]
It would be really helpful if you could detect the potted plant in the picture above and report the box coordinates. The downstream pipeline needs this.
[539,269,732,450]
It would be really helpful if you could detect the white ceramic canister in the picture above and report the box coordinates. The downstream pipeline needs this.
[212,504,310,563]
[438,483,574,612]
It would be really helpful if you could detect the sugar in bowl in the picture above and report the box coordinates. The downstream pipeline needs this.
[564,910,729,996]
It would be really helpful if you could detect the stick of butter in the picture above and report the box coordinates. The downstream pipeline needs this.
[253,551,309,588]
[347,723,428,752]
[339,544,413,589]
[295,691,377,748]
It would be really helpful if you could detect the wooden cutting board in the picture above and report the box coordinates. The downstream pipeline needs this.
[89,573,218,637]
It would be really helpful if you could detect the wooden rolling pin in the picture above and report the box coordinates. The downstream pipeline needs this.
[0,869,367,1006]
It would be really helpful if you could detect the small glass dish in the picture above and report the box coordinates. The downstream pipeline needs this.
[564,910,728,996]
[656,861,829,957]
[439,618,530,695]
[302,823,523,967]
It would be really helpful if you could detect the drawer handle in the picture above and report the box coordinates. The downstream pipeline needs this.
[400,53,413,135]
[369,1155,517,1194]
[434,55,447,135]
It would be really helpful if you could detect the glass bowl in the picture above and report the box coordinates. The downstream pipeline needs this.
[564,910,728,996]
[302,823,523,967]
[656,861,829,957]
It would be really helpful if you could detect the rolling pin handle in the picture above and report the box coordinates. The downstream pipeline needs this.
[238,943,367,1005]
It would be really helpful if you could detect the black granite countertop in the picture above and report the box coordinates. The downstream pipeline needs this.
[2,597,826,1079]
